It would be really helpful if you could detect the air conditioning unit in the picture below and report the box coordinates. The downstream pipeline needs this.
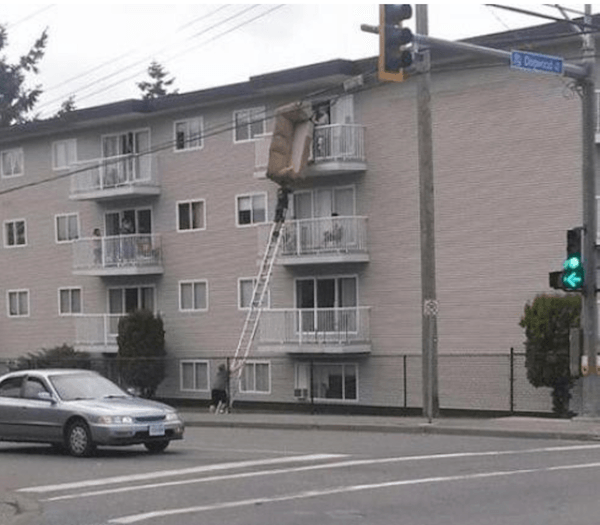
[294,388,308,399]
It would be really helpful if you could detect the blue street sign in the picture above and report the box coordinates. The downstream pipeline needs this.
[510,50,563,75]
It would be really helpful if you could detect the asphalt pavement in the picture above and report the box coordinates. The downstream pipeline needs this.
[4,410,600,524]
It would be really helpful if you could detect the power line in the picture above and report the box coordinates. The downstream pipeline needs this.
[42,5,232,97]
[35,5,264,117]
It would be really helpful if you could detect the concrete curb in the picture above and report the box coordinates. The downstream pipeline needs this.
[184,418,600,442]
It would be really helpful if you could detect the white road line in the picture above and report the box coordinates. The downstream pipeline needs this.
[17,454,346,494]
[41,443,600,502]
[109,461,600,524]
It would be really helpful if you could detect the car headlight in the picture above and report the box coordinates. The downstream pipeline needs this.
[164,411,180,422]
[96,415,134,425]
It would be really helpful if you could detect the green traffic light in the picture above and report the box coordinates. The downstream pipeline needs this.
[562,253,584,289]
[564,255,581,270]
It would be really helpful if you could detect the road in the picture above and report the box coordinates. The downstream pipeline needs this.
[3,426,600,524]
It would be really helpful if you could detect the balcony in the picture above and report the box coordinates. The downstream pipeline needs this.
[73,314,121,354]
[69,153,160,201]
[254,124,366,178]
[257,307,371,355]
[73,234,163,276]
[277,216,369,265]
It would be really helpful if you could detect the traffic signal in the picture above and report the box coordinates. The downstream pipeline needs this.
[378,4,414,82]
[562,228,583,290]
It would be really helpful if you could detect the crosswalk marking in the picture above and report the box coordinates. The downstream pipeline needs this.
[17,453,346,494]
[109,460,600,524]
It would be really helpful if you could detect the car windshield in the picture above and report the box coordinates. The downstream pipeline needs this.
[49,373,129,401]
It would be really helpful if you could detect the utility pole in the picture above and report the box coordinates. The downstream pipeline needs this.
[579,4,600,417]
[416,4,439,421]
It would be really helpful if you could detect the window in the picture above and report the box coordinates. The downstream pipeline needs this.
[56,213,79,243]
[59,288,82,315]
[1,148,23,177]
[178,200,205,231]
[4,220,26,247]
[234,107,265,143]
[8,290,29,317]
[175,118,203,151]
[0,376,23,397]
[296,362,358,401]
[52,139,77,170]
[239,361,270,393]
[238,278,270,310]
[179,280,208,311]
[237,193,266,226]
[180,360,209,391]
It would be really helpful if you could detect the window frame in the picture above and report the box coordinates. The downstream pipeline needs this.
[4,219,27,248]
[179,280,209,312]
[52,139,77,170]
[1,148,24,178]
[239,360,271,394]
[174,117,204,152]
[55,213,80,243]
[236,192,267,227]
[238,277,270,310]
[7,289,29,318]
[180,360,210,392]
[58,287,82,316]
[295,362,359,402]
[233,107,266,143]
[177,199,206,232]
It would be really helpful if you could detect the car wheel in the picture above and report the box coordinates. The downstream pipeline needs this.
[144,440,170,454]
[65,420,95,457]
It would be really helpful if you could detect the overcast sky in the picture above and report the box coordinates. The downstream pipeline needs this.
[1,4,595,119]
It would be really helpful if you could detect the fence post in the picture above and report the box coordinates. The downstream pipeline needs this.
[403,354,408,408]
[510,347,515,414]
[310,359,315,414]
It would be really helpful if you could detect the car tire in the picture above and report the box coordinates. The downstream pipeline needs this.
[144,440,170,454]
[65,420,95,457]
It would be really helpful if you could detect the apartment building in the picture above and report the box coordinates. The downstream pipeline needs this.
[0,20,590,411]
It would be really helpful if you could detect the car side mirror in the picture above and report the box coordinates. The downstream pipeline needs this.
[37,391,55,403]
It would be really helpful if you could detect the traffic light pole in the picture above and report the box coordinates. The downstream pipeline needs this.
[579,5,600,417]
[415,5,439,422]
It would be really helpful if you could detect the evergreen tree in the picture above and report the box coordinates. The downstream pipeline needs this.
[0,24,48,127]
[55,95,76,118]
[520,294,581,417]
[117,310,166,398]
[137,60,177,100]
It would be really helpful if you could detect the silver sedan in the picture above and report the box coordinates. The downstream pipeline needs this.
[0,369,184,457]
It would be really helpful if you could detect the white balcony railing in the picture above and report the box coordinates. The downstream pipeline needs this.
[70,153,158,196]
[258,307,371,346]
[312,124,365,162]
[73,234,162,271]
[74,314,123,349]
[280,216,368,257]
[254,124,366,176]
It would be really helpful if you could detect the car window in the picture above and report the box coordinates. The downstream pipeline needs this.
[49,373,128,401]
[22,377,50,399]
[0,376,23,398]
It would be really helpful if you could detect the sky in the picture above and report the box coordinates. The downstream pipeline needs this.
[1,3,596,119]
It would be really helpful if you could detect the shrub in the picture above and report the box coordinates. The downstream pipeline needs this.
[520,294,581,417]
[16,344,91,370]
[117,310,166,398]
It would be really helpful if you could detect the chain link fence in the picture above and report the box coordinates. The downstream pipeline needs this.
[0,350,554,415]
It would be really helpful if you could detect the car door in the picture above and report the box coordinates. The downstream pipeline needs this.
[17,376,63,442]
[0,374,25,440]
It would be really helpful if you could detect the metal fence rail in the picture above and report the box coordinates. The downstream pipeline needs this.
[0,350,554,414]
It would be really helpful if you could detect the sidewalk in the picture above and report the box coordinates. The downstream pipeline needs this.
[180,410,600,442]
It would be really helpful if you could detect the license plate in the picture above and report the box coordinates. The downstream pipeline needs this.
[149,423,165,436]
